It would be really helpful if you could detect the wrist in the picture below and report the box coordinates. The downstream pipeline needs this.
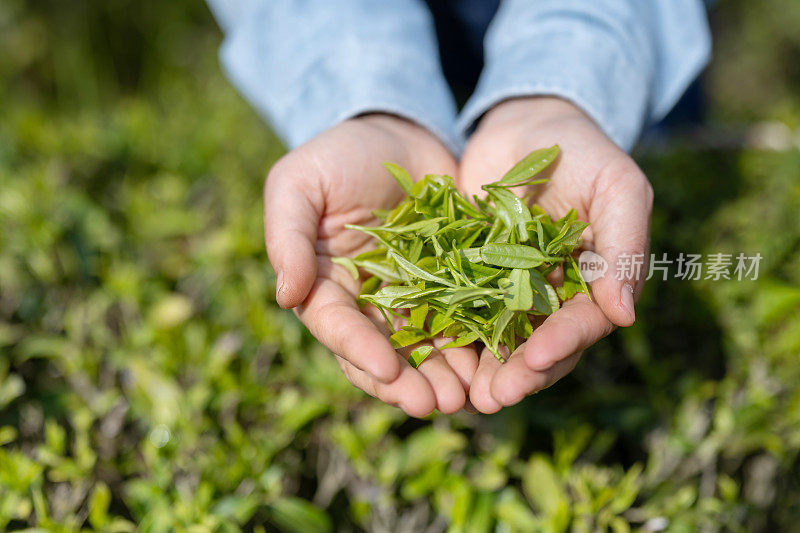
[479,96,590,132]
[354,112,450,160]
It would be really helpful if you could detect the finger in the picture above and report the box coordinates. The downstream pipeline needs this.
[490,350,582,406]
[433,337,480,392]
[264,157,324,309]
[297,278,400,383]
[469,346,505,414]
[523,294,614,371]
[365,309,479,404]
[336,354,436,418]
[402,346,465,414]
[587,159,653,327]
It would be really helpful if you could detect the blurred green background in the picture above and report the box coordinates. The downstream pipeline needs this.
[1,0,799,531]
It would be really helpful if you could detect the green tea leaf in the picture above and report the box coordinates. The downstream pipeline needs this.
[503,320,518,355]
[546,220,588,255]
[331,257,359,280]
[408,345,434,368]
[440,331,479,349]
[515,313,534,338]
[384,162,414,195]
[460,261,503,280]
[349,150,588,365]
[480,243,547,269]
[390,287,447,308]
[360,276,382,295]
[570,256,591,298]
[446,190,456,223]
[556,258,590,302]
[435,218,480,235]
[449,248,483,263]
[454,194,485,219]
[390,327,428,349]
[448,287,502,306]
[360,286,421,308]
[268,497,332,533]
[383,217,447,235]
[487,187,532,242]
[428,311,454,336]
[501,269,533,311]
[442,322,466,338]
[408,237,424,263]
[409,302,429,329]
[389,250,455,287]
[530,269,560,314]
[353,259,404,283]
[521,455,570,528]
[499,145,559,185]
[89,483,111,529]
[414,196,437,218]
[535,219,546,251]
[556,207,578,226]
[491,308,516,352]
[462,224,486,248]
[386,199,414,225]
[451,239,463,274]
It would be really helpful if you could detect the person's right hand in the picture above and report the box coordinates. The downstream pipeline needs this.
[265,114,479,417]
[457,97,653,413]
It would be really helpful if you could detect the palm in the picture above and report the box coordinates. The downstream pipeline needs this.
[264,115,478,416]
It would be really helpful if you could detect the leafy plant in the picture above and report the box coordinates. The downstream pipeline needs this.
[336,146,589,365]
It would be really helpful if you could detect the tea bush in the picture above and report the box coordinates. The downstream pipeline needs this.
[1,0,799,531]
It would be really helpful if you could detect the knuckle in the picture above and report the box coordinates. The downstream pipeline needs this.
[598,156,647,193]
[264,154,300,202]
[561,313,589,344]
[266,154,293,183]
[361,375,378,398]
[337,358,356,385]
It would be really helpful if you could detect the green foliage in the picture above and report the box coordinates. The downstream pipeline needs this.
[1,0,800,531]
[345,152,587,364]
[498,145,559,186]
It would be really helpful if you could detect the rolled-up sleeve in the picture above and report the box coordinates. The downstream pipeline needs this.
[457,0,711,152]
[206,0,461,153]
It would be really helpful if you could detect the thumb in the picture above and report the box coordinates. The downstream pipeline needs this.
[264,160,322,309]
[587,161,654,327]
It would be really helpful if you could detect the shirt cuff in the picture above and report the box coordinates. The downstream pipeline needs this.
[215,0,462,154]
[458,0,710,152]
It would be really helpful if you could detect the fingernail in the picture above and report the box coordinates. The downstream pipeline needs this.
[620,283,635,322]
[275,270,285,301]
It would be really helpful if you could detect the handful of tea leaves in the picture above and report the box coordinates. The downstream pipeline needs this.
[333,145,590,367]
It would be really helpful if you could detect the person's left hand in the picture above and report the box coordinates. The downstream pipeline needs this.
[457,97,654,413]
[264,114,478,416]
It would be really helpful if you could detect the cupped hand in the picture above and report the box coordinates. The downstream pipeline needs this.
[264,114,479,417]
[458,97,653,413]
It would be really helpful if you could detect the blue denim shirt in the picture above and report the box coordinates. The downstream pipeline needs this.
[207,0,710,154]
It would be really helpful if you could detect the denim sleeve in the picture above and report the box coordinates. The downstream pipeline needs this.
[458,0,712,152]
[205,0,461,154]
